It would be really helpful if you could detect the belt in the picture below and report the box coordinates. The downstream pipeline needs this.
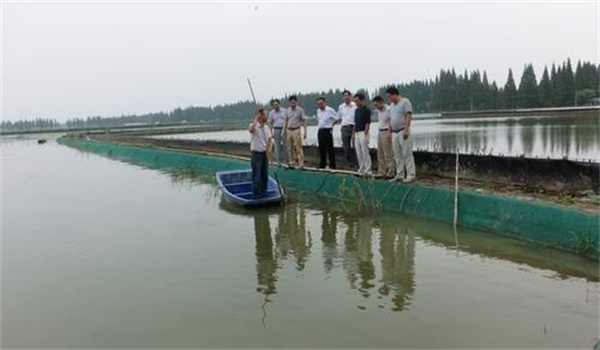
[274,127,283,130]
[319,127,332,131]
[392,128,405,133]
[251,150,266,154]
[288,127,300,131]
[341,124,354,128]
[379,128,389,131]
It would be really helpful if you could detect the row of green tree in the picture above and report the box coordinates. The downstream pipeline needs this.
[1,58,598,132]
[374,59,599,112]
[0,118,61,132]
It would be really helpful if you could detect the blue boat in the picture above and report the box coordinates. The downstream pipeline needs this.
[216,169,283,207]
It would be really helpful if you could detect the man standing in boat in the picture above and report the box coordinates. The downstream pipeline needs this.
[338,90,357,169]
[268,99,287,166]
[353,93,372,176]
[284,96,307,169]
[373,95,395,179]
[316,97,340,169]
[386,87,416,183]
[249,108,273,198]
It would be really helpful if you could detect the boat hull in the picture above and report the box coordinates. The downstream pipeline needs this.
[216,169,282,207]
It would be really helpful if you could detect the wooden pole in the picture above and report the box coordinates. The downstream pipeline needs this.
[247,77,258,106]
[453,148,459,230]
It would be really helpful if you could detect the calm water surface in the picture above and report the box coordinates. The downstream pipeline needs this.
[2,138,599,348]
[158,112,600,161]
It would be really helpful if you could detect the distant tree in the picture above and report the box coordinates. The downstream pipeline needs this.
[575,61,600,105]
[2,57,591,133]
[551,64,565,105]
[562,59,575,106]
[503,69,518,109]
[518,64,539,108]
[538,66,553,107]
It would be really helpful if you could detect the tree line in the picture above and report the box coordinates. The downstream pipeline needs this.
[0,118,61,132]
[1,58,598,132]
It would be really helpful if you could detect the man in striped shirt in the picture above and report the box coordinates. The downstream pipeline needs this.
[268,99,287,166]
[373,95,395,178]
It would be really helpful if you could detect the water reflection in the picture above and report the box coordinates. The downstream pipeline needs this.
[222,201,418,312]
[378,226,415,312]
[253,212,277,297]
[219,198,598,316]
[159,111,600,161]
[275,204,312,271]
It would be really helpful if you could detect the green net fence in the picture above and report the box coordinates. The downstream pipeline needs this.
[59,137,599,259]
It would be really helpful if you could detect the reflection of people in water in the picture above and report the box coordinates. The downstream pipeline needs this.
[251,201,415,313]
[273,203,311,271]
[326,213,415,311]
[253,212,277,296]
[321,211,338,273]
[342,216,376,297]
[378,225,415,312]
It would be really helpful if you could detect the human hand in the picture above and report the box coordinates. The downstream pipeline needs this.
[402,131,409,140]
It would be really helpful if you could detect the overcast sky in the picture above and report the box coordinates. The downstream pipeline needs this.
[2,1,598,122]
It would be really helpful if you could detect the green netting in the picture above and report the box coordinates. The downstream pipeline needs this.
[59,137,600,259]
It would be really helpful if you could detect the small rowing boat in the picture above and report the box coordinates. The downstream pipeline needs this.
[216,169,283,207]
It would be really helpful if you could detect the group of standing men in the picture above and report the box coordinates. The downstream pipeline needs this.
[250,87,416,198]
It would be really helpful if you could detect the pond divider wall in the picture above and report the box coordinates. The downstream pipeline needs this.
[58,137,600,259]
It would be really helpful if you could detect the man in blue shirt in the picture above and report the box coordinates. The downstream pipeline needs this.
[316,97,340,169]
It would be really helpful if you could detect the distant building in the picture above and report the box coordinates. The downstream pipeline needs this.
[123,122,148,127]
[588,97,600,106]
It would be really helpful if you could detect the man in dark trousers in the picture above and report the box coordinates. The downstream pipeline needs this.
[249,108,273,198]
[337,90,357,169]
[316,97,340,169]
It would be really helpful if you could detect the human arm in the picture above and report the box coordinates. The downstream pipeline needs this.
[267,112,274,134]
[267,134,274,161]
[403,100,413,140]
[301,108,307,140]
[249,114,260,133]
[365,109,372,139]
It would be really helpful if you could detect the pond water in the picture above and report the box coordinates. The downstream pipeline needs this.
[2,138,599,348]
[156,111,600,162]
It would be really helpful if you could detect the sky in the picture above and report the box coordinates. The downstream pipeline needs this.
[2,1,598,122]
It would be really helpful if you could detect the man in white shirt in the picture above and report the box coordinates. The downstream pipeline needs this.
[316,97,341,169]
[337,90,357,169]
[373,95,395,178]
[249,108,273,198]
[268,99,287,166]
